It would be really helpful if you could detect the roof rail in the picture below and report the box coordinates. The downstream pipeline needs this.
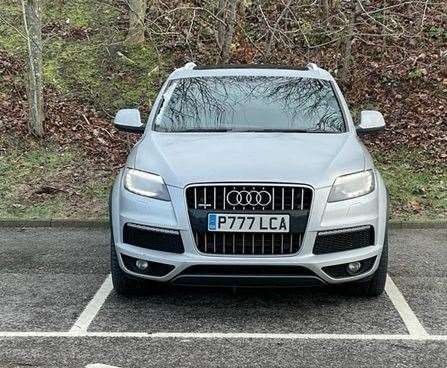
[179,61,197,71]
[306,63,319,71]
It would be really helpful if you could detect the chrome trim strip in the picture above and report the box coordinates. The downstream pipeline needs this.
[126,223,179,235]
[318,225,372,236]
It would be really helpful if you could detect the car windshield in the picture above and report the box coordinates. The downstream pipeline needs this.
[153,76,346,133]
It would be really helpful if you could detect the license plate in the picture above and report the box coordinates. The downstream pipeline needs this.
[208,214,290,233]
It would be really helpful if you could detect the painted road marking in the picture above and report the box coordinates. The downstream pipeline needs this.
[86,364,121,368]
[385,275,429,338]
[0,272,441,342]
[70,275,113,333]
[0,331,445,341]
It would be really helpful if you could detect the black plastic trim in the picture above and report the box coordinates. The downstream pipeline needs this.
[121,254,175,277]
[171,275,325,288]
[194,64,309,71]
[322,256,377,279]
[178,264,315,277]
[123,223,185,254]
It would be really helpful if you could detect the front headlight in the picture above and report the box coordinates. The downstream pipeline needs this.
[328,170,375,202]
[123,168,170,201]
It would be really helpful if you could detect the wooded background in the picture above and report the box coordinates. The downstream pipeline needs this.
[0,0,446,220]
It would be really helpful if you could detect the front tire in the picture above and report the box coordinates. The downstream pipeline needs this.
[111,241,146,295]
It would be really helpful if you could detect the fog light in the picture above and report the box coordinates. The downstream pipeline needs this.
[135,259,149,271]
[347,261,362,275]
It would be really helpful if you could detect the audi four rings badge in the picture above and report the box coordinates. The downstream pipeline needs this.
[226,190,272,207]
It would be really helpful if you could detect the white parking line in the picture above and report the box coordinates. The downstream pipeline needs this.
[1,272,441,342]
[0,331,446,341]
[70,275,113,333]
[385,275,429,338]
[86,364,121,368]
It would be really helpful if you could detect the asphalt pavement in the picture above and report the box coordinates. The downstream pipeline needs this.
[0,227,445,367]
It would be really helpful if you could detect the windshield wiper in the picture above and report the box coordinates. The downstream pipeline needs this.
[173,128,338,133]
[239,128,310,132]
[176,128,231,132]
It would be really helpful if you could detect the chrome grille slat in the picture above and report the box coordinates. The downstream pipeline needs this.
[281,188,284,210]
[186,184,312,256]
[223,187,226,210]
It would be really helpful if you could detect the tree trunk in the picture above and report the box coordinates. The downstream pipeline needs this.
[21,0,44,137]
[216,0,239,63]
[126,0,148,44]
[265,0,292,62]
[321,0,329,20]
[339,0,360,82]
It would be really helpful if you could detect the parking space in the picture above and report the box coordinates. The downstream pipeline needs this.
[0,226,445,367]
[90,286,406,334]
[0,228,108,331]
[389,229,447,335]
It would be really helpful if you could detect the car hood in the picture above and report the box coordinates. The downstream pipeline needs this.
[132,132,365,188]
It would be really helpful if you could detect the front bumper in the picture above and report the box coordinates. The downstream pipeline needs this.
[110,170,388,286]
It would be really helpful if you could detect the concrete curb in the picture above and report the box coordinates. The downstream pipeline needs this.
[0,218,445,229]
[0,219,108,228]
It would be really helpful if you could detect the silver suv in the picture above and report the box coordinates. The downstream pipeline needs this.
[110,63,389,296]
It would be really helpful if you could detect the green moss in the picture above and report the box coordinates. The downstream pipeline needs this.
[2,0,160,114]
[43,0,98,28]
[0,1,25,54]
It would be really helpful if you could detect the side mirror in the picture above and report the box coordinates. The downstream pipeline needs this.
[356,110,385,134]
[113,109,144,133]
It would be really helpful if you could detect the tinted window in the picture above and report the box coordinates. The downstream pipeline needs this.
[154,76,345,133]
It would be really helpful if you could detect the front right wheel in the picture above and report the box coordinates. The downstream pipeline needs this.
[346,229,388,297]
[111,241,146,295]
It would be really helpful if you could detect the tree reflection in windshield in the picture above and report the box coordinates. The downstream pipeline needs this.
[154,76,345,133]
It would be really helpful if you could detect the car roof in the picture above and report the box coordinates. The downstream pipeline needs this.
[167,63,334,81]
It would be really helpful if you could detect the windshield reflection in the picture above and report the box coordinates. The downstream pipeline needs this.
[154,76,345,133]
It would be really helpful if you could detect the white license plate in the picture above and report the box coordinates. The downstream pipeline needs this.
[207,213,290,233]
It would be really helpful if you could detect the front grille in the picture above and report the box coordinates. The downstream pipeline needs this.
[313,225,375,254]
[186,184,312,256]
[186,185,312,211]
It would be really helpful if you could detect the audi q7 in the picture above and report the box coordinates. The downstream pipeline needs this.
[109,63,389,296]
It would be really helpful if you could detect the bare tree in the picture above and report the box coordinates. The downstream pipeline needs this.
[21,0,44,136]
[339,0,361,82]
[216,0,239,63]
[264,0,293,62]
[126,0,148,44]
